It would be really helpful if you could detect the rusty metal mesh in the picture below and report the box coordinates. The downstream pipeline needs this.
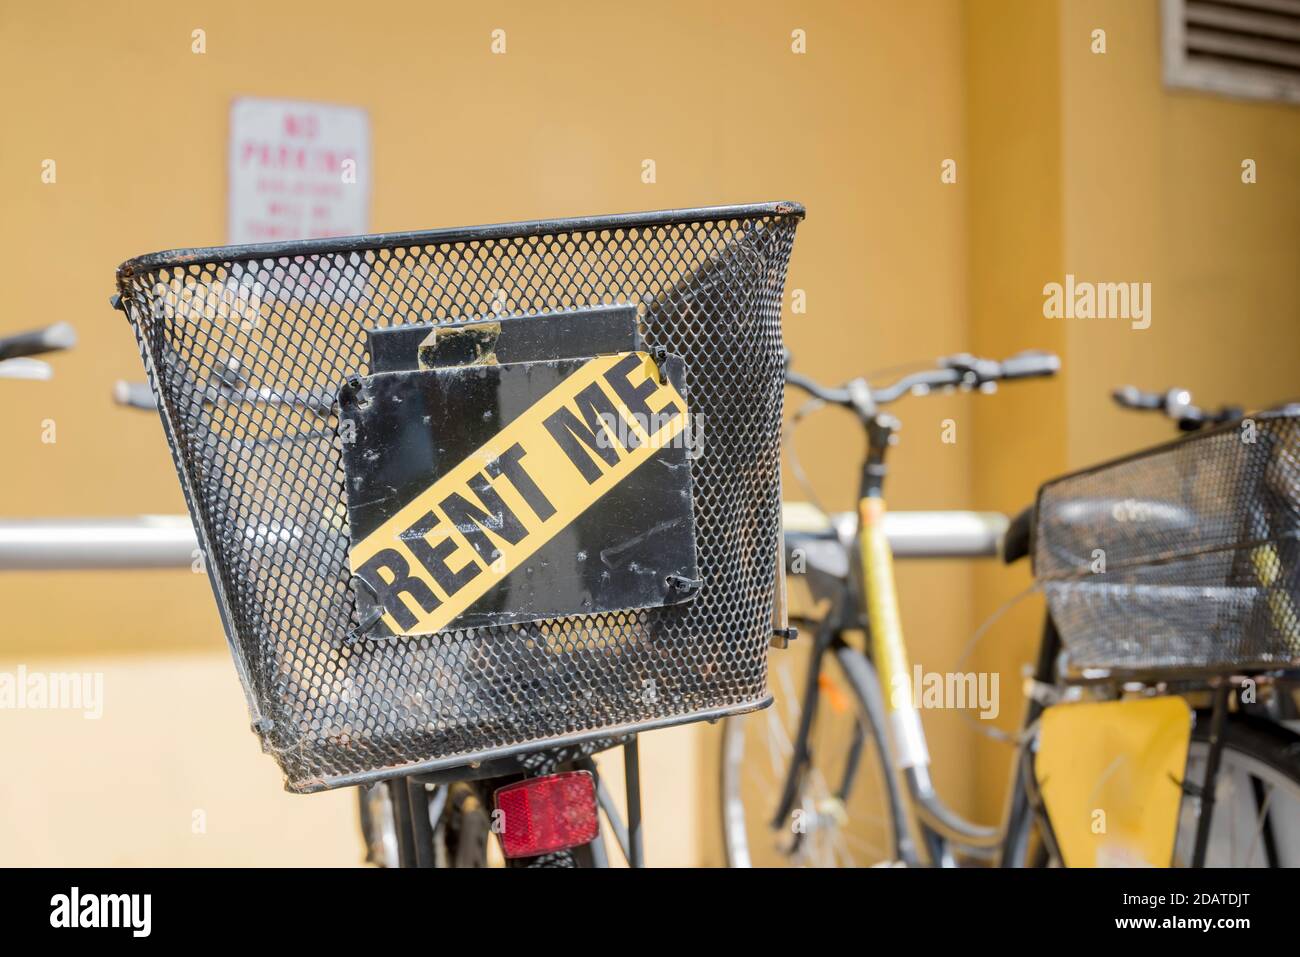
[1035,411,1300,674]
[116,204,802,791]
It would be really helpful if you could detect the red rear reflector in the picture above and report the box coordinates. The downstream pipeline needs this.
[493,770,600,859]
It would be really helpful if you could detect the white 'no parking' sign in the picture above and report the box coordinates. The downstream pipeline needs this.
[228,97,370,246]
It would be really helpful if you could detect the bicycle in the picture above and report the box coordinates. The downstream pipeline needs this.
[113,202,806,867]
[721,357,1300,867]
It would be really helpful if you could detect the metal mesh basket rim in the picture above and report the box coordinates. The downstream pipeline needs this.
[116,201,806,278]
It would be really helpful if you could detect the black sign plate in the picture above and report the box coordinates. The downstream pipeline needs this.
[338,351,699,639]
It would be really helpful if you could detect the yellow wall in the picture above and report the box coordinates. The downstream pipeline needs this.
[1059,0,1300,465]
[0,0,972,865]
[1,0,1294,864]
[969,0,1300,821]
[964,0,1071,826]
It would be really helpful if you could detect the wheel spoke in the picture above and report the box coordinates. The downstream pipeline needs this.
[776,662,801,727]
[1244,776,1276,867]
[722,630,900,869]
[763,703,795,778]
[1177,736,1300,869]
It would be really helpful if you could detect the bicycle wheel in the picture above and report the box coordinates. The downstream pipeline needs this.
[1011,713,1300,867]
[720,622,908,867]
[1173,715,1300,867]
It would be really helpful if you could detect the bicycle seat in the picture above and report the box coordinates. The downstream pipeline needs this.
[1043,497,1198,533]
[1002,505,1033,564]
[782,503,853,615]
[1034,495,1203,576]
[785,528,850,578]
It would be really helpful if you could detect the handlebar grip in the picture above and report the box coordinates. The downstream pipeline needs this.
[0,358,53,381]
[1111,385,1164,410]
[0,322,77,361]
[113,380,158,410]
[999,351,1059,380]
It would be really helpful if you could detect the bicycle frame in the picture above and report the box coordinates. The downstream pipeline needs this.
[775,409,1058,866]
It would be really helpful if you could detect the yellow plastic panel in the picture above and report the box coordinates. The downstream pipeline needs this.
[1036,696,1192,867]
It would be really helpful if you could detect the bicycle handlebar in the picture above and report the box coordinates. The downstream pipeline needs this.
[998,350,1061,381]
[783,367,853,406]
[0,322,77,362]
[785,350,1059,412]
[1111,385,1241,432]
[1111,384,1166,412]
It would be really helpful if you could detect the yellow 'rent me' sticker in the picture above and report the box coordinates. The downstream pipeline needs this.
[345,351,691,638]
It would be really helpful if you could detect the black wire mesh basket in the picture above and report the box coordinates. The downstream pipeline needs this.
[1034,410,1300,675]
[116,202,804,791]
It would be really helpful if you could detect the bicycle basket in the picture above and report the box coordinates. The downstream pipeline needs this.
[1033,410,1300,675]
[116,202,804,792]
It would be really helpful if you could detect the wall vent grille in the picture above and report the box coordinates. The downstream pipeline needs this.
[1163,0,1300,104]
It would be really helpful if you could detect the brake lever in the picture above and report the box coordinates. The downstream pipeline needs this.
[940,353,1001,387]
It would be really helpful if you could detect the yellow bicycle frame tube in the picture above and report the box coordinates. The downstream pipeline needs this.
[859,496,930,769]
